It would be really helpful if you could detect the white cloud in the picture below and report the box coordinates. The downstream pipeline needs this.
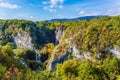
[42,0,64,12]
[49,9,56,12]
[50,0,64,8]
[29,16,36,19]
[78,8,120,17]
[44,6,56,12]
[0,2,21,9]
[79,11,85,15]
[78,10,101,17]
[0,17,3,19]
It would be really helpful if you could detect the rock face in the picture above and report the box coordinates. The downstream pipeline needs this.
[55,26,66,44]
[13,26,67,64]
[49,46,72,71]
[110,47,120,57]
[49,26,67,71]
[49,45,93,71]
[13,31,33,49]
[13,31,40,62]
[49,27,97,71]
[72,46,84,59]
[49,51,70,71]
[106,46,120,58]
[48,46,72,71]
[13,26,66,48]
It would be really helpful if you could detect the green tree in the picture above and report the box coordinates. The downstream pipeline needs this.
[0,64,6,79]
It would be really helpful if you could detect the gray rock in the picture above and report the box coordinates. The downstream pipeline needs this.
[49,52,69,71]
[55,26,66,44]
[13,31,41,62]
[49,45,93,71]
[109,47,120,58]
[13,31,33,49]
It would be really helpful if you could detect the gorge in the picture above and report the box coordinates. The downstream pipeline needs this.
[0,16,120,80]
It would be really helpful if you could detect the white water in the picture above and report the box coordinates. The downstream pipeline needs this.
[19,59,28,67]
[14,56,28,67]
[35,50,41,62]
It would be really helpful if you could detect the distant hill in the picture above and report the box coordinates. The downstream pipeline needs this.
[50,16,104,22]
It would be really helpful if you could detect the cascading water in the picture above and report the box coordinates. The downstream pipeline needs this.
[35,50,41,62]
[18,59,28,67]
[14,56,28,67]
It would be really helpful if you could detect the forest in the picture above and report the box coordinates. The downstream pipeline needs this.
[0,16,120,80]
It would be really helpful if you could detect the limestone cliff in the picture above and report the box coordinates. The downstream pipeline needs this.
[13,31,41,62]
[14,31,33,49]
[55,26,66,44]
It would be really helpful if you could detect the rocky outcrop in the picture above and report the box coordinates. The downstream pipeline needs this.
[72,46,84,59]
[49,26,67,71]
[106,46,120,58]
[55,26,66,44]
[13,26,66,64]
[72,46,92,60]
[110,47,120,57]
[49,50,71,71]
[13,26,66,48]
[49,30,92,71]
[48,45,94,71]
[13,31,33,49]
[13,31,41,62]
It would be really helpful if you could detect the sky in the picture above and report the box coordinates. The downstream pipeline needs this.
[0,0,120,21]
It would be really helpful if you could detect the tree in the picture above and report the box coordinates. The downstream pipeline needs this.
[102,57,120,79]
[1,45,14,56]
[56,60,80,80]
[0,64,6,79]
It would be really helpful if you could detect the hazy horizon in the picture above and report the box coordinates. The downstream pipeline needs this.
[0,0,120,21]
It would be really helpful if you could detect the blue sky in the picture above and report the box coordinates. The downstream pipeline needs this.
[0,0,120,21]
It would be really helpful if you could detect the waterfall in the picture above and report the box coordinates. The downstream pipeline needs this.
[14,56,28,67]
[35,53,41,62]
[18,59,28,67]
[35,51,41,62]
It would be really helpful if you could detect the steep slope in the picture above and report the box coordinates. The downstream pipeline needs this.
[0,16,120,80]
[49,16,120,71]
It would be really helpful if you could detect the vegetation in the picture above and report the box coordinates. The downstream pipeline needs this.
[0,16,120,80]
